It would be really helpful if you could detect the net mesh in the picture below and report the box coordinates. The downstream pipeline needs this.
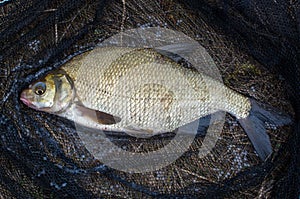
[0,0,299,198]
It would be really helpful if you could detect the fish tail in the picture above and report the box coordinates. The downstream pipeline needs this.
[238,99,292,161]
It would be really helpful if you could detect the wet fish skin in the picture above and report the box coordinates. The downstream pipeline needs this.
[20,46,291,160]
[61,47,251,131]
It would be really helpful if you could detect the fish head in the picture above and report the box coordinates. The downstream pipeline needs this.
[20,70,74,113]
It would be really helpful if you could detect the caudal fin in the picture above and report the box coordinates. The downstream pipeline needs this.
[238,99,292,161]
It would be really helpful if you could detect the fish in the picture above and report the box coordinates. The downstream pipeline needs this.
[20,46,291,160]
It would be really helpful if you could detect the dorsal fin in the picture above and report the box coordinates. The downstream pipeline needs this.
[154,44,195,70]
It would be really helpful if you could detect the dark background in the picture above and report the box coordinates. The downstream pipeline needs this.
[0,0,299,198]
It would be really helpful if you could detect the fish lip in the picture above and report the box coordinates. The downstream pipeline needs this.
[20,96,32,106]
[20,91,34,108]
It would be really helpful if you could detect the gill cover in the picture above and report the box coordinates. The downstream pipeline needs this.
[49,70,75,113]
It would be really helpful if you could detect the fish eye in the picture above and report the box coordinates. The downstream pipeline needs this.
[33,82,47,95]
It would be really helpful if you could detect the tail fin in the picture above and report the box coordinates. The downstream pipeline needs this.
[238,99,292,161]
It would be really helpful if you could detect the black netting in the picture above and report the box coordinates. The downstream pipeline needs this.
[0,0,299,198]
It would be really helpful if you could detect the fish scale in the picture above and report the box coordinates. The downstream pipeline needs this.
[61,47,250,132]
[20,46,292,160]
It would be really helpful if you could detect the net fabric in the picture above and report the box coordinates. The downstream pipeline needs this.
[0,0,299,198]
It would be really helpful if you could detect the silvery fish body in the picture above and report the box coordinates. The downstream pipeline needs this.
[20,46,291,160]
[61,47,250,133]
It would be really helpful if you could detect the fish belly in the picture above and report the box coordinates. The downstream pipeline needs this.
[63,47,251,134]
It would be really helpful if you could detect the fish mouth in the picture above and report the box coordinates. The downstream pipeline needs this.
[20,91,34,108]
[20,96,33,107]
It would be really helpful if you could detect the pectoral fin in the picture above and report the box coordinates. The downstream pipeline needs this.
[74,103,121,125]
